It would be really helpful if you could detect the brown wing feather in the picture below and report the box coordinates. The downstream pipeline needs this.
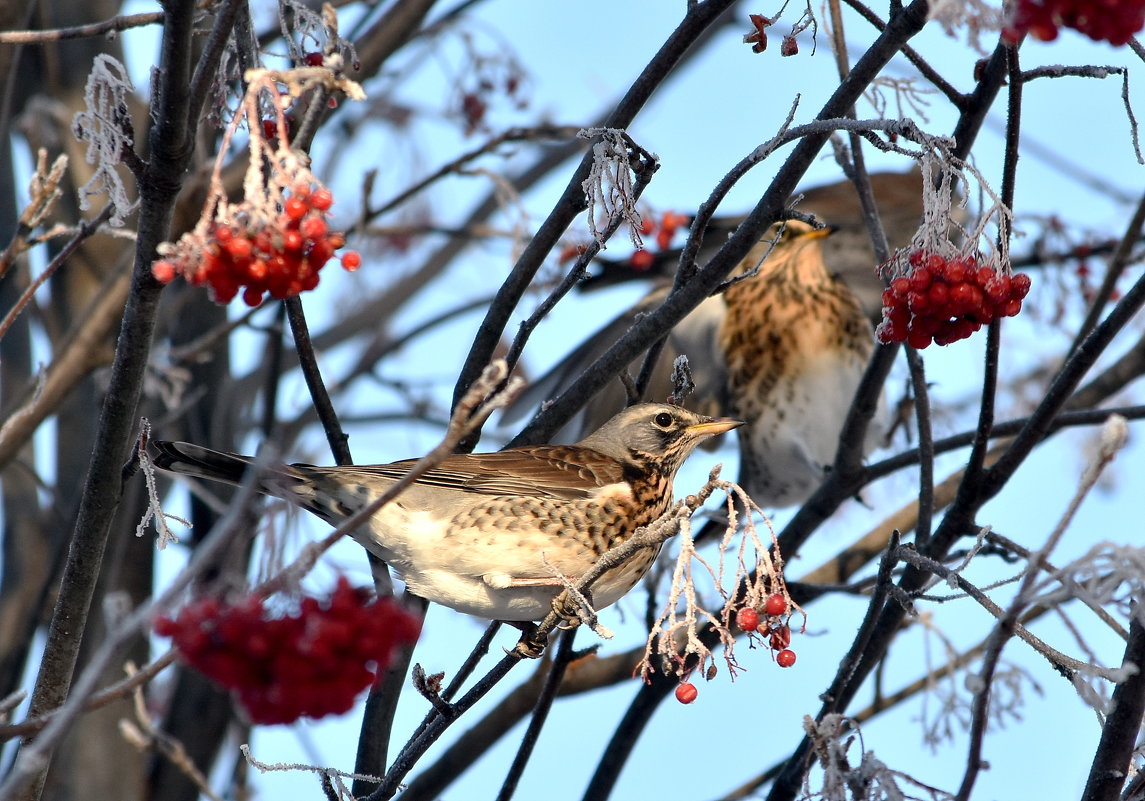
[291,445,627,501]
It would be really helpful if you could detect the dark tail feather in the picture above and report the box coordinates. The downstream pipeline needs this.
[151,441,257,486]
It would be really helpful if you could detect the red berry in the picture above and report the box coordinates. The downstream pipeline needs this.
[341,251,362,271]
[1011,272,1032,299]
[925,253,946,274]
[908,267,932,292]
[285,232,306,254]
[152,260,177,283]
[999,298,1023,317]
[890,277,911,297]
[304,52,324,66]
[224,237,253,263]
[776,649,797,668]
[736,607,761,631]
[907,291,931,314]
[764,593,787,617]
[906,327,932,350]
[310,188,334,211]
[973,266,995,287]
[639,217,656,236]
[984,274,1011,303]
[630,249,655,270]
[284,197,309,222]
[300,216,328,240]
[675,682,698,704]
[927,280,950,308]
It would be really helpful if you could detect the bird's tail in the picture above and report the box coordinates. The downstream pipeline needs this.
[151,440,259,486]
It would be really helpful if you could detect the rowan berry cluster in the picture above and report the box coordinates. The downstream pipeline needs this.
[675,593,798,705]
[877,251,1032,348]
[152,184,361,306]
[629,210,690,270]
[736,592,797,668]
[154,578,420,725]
[1003,0,1145,45]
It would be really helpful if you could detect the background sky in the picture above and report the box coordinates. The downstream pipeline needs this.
[104,0,1145,798]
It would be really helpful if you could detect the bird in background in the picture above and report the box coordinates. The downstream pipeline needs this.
[153,403,741,622]
[503,170,918,508]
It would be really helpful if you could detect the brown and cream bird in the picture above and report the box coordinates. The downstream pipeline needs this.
[717,220,881,506]
[153,403,740,622]
[505,213,890,508]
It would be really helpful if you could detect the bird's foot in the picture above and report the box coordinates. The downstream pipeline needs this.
[507,622,549,659]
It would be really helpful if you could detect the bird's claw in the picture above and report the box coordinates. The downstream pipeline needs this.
[510,624,549,659]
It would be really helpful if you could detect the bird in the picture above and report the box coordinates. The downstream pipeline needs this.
[717,220,881,506]
[152,403,741,622]
[505,218,884,509]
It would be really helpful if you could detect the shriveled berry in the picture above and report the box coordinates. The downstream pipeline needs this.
[769,624,792,651]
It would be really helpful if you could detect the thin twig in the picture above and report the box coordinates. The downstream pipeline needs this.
[0,11,165,43]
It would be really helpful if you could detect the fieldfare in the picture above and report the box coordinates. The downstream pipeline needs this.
[153,403,741,622]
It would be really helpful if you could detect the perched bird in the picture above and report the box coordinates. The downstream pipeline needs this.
[506,219,884,509]
[153,403,741,622]
[718,221,880,506]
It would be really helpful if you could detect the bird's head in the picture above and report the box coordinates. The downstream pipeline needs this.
[577,403,742,475]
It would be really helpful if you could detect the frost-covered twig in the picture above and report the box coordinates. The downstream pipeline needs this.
[242,744,379,801]
[579,127,658,248]
[72,54,138,225]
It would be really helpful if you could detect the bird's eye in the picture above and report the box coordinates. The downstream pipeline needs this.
[653,412,674,429]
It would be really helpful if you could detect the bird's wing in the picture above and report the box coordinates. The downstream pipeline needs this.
[326,446,627,501]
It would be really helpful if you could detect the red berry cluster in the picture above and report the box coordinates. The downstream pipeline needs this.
[735,593,798,669]
[152,185,362,307]
[628,210,690,269]
[877,252,1032,349]
[154,578,421,725]
[1003,0,1145,44]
